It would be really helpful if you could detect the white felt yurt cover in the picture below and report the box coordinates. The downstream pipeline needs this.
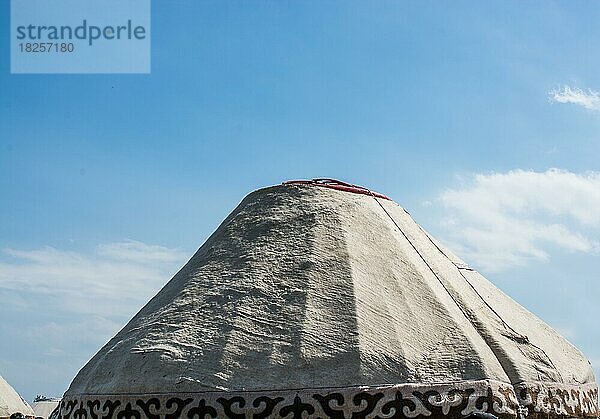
[59,181,597,419]
[31,399,60,419]
[0,375,34,419]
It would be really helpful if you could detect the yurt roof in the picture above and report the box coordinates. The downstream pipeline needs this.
[31,400,60,419]
[60,180,598,419]
[0,375,34,419]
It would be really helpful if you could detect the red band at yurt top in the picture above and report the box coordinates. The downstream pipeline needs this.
[283,178,391,200]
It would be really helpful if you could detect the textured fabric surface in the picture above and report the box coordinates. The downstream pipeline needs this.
[31,400,60,419]
[63,184,597,418]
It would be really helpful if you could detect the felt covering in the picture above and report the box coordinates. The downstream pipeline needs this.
[0,375,34,419]
[31,400,60,419]
[60,184,598,419]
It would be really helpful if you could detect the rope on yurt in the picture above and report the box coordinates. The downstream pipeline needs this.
[367,192,479,334]
[366,191,563,386]
[407,211,563,381]
[413,219,522,335]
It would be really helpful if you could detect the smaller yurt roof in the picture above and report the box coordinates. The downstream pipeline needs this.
[0,375,34,419]
[31,399,60,419]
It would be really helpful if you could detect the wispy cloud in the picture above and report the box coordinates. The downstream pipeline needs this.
[437,169,600,272]
[97,240,187,264]
[0,240,189,317]
[549,85,600,111]
[0,240,191,397]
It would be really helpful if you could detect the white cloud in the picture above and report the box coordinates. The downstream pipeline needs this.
[549,85,600,111]
[0,240,191,397]
[437,169,600,272]
[97,240,186,263]
[0,240,189,323]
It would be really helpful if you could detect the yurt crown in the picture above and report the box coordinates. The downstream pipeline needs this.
[283,178,392,200]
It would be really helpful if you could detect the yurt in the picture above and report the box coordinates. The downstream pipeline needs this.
[0,375,34,419]
[31,398,60,419]
[59,180,598,419]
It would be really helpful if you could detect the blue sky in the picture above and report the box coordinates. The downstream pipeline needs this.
[1,0,599,401]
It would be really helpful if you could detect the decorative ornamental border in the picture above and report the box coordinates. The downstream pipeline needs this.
[514,382,598,418]
[57,380,598,419]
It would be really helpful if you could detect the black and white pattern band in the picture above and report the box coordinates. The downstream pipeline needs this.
[57,380,598,419]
